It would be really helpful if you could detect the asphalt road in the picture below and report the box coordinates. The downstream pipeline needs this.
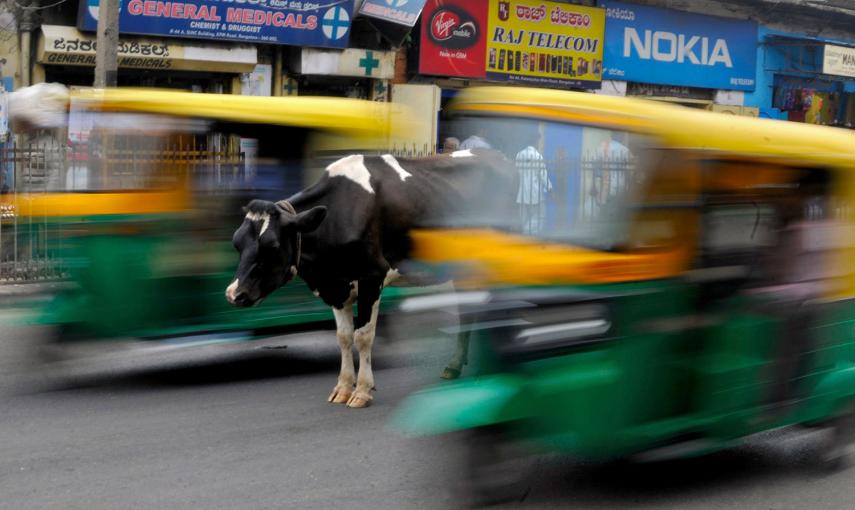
[2,316,855,510]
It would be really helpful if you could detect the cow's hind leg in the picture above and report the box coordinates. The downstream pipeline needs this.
[442,330,470,380]
[348,278,383,409]
[329,299,356,404]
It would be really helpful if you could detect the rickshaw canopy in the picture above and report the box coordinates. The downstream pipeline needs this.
[450,87,855,168]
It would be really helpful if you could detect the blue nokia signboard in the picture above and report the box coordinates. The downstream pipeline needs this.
[78,0,355,48]
[599,1,758,91]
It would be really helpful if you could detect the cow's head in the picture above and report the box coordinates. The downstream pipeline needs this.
[226,199,327,307]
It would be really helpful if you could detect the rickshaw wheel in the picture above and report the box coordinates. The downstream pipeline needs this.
[464,426,531,507]
[815,403,855,472]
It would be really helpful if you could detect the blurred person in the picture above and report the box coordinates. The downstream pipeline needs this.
[460,127,492,150]
[442,137,460,153]
[516,129,552,234]
[749,176,840,417]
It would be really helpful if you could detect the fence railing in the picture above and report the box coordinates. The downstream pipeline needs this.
[0,138,635,282]
[0,136,245,282]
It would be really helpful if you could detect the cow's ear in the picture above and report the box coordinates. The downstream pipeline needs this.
[294,206,327,233]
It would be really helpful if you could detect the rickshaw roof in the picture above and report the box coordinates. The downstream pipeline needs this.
[450,87,855,168]
[69,88,403,136]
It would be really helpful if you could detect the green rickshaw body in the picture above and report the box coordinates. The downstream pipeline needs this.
[7,87,423,348]
[396,283,855,460]
[392,86,855,463]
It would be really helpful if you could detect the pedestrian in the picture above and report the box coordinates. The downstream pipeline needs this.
[460,127,491,150]
[442,137,460,153]
[515,129,551,234]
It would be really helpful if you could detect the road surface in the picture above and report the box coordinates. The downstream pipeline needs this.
[1,316,853,509]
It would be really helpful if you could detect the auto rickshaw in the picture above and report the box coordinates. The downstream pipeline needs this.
[3,85,422,363]
[392,86,855,505]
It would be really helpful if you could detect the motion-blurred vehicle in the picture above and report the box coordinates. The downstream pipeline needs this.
[393,86,855,505]
[3,86,422,363]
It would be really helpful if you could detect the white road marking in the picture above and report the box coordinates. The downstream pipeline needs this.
[451,149,474,158]
[245,212,271,236]
[326,154,374,194]
[381,154,412,182]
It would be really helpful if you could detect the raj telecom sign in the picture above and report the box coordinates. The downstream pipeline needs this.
[486,0,605,88]
[78,0,354,48]
[358,0,426,27]
[599,1,757,91]
[823,44,855,79]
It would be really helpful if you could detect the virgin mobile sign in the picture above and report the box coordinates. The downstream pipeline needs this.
[419,0,488,78]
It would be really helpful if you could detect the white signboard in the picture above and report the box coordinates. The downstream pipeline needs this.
[823,44,855,79]
[241,64,272,97]
[0,91,8,141]
[300,48,396,79]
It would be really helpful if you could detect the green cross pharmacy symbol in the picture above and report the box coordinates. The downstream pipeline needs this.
[374,81,387,96]
[359,51,380,77]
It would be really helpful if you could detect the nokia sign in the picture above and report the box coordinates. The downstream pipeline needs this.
[624,29,733,68]
[599,1,757,91]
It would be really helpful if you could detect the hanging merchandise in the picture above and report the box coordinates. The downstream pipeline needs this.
[802,89,813,111]
[784,89,796,111]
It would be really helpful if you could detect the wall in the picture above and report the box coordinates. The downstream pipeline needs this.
[0,7,17,90]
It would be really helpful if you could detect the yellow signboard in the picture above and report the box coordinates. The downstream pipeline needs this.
[486,0,605,88]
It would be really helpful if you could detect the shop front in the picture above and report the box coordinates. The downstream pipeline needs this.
[749,31,855,127]
[43,0,360,94]
[416,0,606,151]
[599,1,758,114]
[37,25,257,92]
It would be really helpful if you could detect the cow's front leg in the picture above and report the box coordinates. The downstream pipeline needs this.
[348,278,383,408]
[329,301,355,404]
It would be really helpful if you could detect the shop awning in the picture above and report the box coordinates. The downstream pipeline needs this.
[38,25,257,74]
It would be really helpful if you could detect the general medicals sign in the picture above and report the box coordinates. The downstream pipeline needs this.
[78,0,355,49]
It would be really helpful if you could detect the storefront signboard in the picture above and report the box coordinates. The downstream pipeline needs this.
[241,64,273,96]
[78,0,354,48]
[486,0,605,88]
[359,0,426,27]
[300,47,396,79]
[39,25,257,73]
[418,0,489,79]
[823,44,855,79]
[599,1,757,91]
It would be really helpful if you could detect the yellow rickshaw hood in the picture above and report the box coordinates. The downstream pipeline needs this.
[411,229,689,286]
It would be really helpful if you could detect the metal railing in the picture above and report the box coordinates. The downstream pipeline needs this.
[0,135,244,282]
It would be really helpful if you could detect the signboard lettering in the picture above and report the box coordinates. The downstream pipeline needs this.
[78,0,353,48]
[358,0,426,27]
[823,44,855,79]
[486,0,605,89]
[599,1,757,91]
[419,0,487,79]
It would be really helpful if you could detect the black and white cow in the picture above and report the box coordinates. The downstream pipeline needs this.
[226,149,516,408]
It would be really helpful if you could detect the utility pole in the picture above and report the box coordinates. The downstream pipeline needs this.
[93,0,119,87]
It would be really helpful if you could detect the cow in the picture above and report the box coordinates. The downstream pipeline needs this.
[225,149,516,408]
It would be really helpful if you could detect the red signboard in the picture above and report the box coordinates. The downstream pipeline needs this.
[419,0,488,78]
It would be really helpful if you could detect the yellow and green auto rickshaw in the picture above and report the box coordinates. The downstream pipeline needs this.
[393,86,855,505]
[2,85,421,362]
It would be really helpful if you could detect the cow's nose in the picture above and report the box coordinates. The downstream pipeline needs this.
[233,291,250,306]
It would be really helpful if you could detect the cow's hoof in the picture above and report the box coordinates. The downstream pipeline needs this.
[441,366,462,380]
[346,392,373,408]
[328,387,353,404]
